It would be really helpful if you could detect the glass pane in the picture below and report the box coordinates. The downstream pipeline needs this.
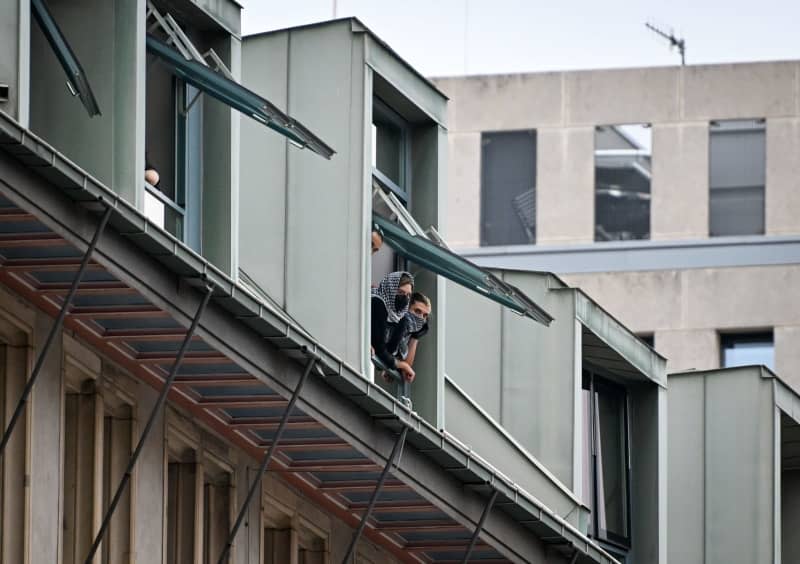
[722,333,774,370]
[594,124,651,242]
[480,130,537,246]
[374,120,403,186]
[596,387,629,540]
[710,185,764,236]
[145,57,177,201]
[709,120,765,236]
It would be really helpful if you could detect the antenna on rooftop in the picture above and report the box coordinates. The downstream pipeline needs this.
[645,22,686,66]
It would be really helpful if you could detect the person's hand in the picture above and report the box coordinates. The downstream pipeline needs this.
[395,360,415,383]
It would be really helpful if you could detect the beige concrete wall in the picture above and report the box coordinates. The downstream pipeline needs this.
[776,326,800,390]
[650,123,709,240]
[536,127,595,244]
[766,117,800,235]
[445,131,481,247]
[435,60,800,246]
[562,265,800,387]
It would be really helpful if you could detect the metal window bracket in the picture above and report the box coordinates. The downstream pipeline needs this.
[216,353,319,564]
[203,49,234,80]
[146,1,233,78]
[372,180,427,238]
[341,426,409,564]
[83,283,215,564]
[181,88,204,116]
[0,205,113,459]
[461,489,499,563]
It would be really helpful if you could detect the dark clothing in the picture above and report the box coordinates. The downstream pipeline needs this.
[371,296,412,370]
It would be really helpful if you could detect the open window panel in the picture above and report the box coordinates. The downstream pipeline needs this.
[582,371,632,553]
[371,194,553,325]
[145,1,333,159]
[30,0,101,117]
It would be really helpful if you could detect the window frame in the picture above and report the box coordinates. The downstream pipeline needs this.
[582,369,633,550]
[720,330,774,370]
[479,129,538,247]
[708,118,766,238]
[371,96,411,205]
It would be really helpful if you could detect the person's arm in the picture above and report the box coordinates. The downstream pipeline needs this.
[370,298,397,370]
[405,338,419,367]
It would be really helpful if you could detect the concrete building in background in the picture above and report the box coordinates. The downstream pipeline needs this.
[433,61,800,388]
[0,2,662,563]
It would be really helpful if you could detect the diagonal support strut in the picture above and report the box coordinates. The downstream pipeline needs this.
[0,204,112,459]
[215,354,318,564]
[341,426,409,564]
[461,489,499,563]
[83,283,215,564]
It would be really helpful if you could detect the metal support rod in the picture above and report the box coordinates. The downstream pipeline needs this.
[83,284,214,564]
[0,205,112,459]
[341,426,409,564]
[461,489,499,564]
[215,354,317,564]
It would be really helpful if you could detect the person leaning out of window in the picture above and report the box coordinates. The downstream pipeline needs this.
[370,271,415,382]
[395,292,432,375]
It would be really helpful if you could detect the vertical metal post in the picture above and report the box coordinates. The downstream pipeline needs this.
[215,354,317,564]
[83,284,214,564]
[0,205,112,459]
[341,426,409,564]
[461,489,498,564]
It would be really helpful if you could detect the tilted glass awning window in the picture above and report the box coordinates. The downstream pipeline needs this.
[146,35,334,159]
[31,0,101,117]
[373,214,553,325]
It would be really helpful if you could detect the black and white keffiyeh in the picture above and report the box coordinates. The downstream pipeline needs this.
[371,271,413,323]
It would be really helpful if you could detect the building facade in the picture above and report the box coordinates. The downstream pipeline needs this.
[0,2,664,563]
[434,61,800,388]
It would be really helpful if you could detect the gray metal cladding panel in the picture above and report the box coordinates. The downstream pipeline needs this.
[704,371,774,564]
[444,280,502,420]
[239,32,290,307]
[668,377,705,564]
[0,1,20,120]
[29,0,117,186]
[501,270,576,487]
[285,22,364,367]
[444,381,580,523]
[627,385,661,564]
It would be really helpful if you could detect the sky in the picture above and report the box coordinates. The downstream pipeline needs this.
[236,0,799,77]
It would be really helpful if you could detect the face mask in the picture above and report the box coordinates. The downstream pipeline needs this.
[394,293,410,311]
[409,313,427,333]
